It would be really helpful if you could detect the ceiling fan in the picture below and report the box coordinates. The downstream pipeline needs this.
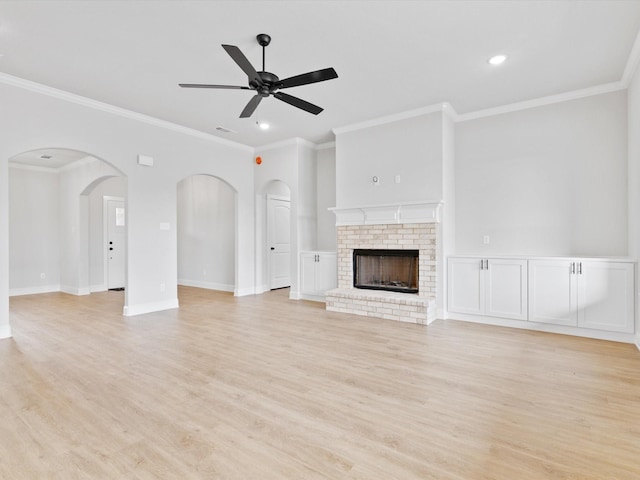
[179,33,338,118]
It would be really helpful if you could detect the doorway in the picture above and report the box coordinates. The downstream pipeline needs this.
[105,196,125,290]
[267,194,291,290]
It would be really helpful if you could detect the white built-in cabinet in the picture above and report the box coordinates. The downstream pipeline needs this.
[448,256,636,337]
[529,259,635,333]
[447,257,528,321]
[300,252,337,302]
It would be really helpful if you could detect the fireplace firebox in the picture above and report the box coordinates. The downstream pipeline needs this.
[353,249,419,294]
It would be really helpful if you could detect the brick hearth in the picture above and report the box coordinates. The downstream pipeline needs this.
[326,222,437,324]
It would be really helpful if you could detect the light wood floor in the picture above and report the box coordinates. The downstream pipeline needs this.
[2,287,640,479]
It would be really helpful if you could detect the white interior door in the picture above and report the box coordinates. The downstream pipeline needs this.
[267,195,291,290]
[106,198,126,290]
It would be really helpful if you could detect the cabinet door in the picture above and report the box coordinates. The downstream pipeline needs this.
[578,262,635,333]
[485,259,528,320]
[316,253,337,293]
[448,258,484,315]
[528,260,577,326]
[300,253,318,295]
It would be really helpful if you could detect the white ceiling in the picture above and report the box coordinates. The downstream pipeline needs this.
[10,148,89,169]
[1,0,640,148]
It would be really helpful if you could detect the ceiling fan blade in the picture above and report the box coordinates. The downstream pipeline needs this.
[222,44,262,86]
[179,83,252,90]
[273,92,323,115]
[278,68,338,89]
[240,94,263,118]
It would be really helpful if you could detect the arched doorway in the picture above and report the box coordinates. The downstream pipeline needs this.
[176,174,237,297]
[8,148,127,306]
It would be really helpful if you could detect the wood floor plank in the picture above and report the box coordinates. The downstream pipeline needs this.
[1,287,639,479]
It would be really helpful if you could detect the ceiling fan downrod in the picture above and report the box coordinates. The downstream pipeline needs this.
[256,33,271,72]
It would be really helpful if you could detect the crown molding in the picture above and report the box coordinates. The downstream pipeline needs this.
[0,72,254,153]
[316,141,336,150]
[622,29,640,87]
[332,103,450,136]
[255,138,300,152]
[456,81,626,123]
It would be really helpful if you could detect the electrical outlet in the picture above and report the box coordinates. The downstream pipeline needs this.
[395,174,401,184]
[483,235,490,245]
[160,283,166,292]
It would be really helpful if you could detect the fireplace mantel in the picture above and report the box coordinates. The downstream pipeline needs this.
[329,201,442,226]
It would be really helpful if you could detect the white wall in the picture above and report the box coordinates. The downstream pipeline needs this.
[8,165,60,295]
[316,145,337,251]
[0,79,255,335]
[335,112,444,207]
[628,62,640,346]
[297,143,317,253]
[455,91,628,257]
[177,175,236,292]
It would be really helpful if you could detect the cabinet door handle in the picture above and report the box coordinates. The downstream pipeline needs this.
[578,262,582,275]
[480,259,484,270]
[485,259,489,270]
[571,262,575,274]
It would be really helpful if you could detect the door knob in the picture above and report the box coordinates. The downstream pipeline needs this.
[109,247,114,251]
[270,247,275,250]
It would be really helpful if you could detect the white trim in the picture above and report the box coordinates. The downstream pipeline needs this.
[445,313,637,344]
[457,82,625,122]
[9,284,61,296]
[297,292,327,303]
[622,29,640,86]
[123,298,179,316]
[332,103,449,135]
[635,336,640,352]
[0,323,12,339]
[0,72,253,153]
[90,284,107,293]
[255,137,300,152]
[177,279,234,292]
[316,141,336,150]
[330,201,443,226]
[234,286,256,297]
[60,285,91,296]
[255,283,269,294]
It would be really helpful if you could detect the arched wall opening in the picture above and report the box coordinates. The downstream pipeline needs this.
[8,148,127,306]
[176,174,237,296]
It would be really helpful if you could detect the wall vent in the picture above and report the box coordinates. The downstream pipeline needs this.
[215,126,236,134]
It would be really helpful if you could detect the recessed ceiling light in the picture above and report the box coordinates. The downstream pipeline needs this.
[257,121,270,130]
[488,54,508,65]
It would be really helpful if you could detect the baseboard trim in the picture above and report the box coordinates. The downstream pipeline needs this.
[177,279,234,292]
[234,287,255,297]
[123,298,179,317]
[90,284,107,293]
[9,284,61,296]
[296,293,325,303]
[635,336,640,352]
[446,313,636,344]
[60,285,91,296]
[0,323,12,339]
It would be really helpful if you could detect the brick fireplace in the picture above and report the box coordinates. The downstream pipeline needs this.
[326,202,441,324]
